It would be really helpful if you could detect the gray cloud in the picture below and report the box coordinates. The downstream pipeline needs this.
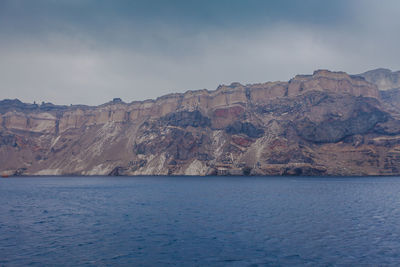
[0,0,399,105]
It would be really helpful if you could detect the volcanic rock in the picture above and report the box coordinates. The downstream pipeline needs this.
[1,69,400,176]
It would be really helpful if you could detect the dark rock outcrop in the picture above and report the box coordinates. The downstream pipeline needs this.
[226,121,264,138]
[161,110,211,128]
[297,107,387,143]
[0,132,17,147]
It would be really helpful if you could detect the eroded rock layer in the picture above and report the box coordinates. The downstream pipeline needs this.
[1,69,400,176]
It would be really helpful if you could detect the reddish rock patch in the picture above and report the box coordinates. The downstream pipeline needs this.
[232,135,253,147]
[213,106,244,118]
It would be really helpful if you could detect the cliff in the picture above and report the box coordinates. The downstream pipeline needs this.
[359,68,400,91]
[1,69,400,176]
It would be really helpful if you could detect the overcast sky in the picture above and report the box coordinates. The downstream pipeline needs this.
[0,0,399,105]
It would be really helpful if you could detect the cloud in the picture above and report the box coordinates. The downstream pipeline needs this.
[0,1,399,105]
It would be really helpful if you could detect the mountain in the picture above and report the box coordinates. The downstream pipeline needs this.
[1,69,400,176]
[359,68,400,91]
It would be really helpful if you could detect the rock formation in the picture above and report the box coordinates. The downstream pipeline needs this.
[359,68,400,91]
[1,69,400,176]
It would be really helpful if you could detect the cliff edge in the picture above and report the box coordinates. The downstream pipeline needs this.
[1,69,400,176]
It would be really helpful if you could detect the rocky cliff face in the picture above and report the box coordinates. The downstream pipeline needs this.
[1,69,400,176]
[359,68,400,91]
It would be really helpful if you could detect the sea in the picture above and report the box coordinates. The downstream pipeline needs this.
[1,176,400,266]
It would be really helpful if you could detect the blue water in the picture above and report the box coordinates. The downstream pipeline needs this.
[1,176,400,266]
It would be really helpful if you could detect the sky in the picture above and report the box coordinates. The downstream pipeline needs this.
[0,0,400,105]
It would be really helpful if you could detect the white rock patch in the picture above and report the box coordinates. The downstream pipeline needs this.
[184,160,207,176]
